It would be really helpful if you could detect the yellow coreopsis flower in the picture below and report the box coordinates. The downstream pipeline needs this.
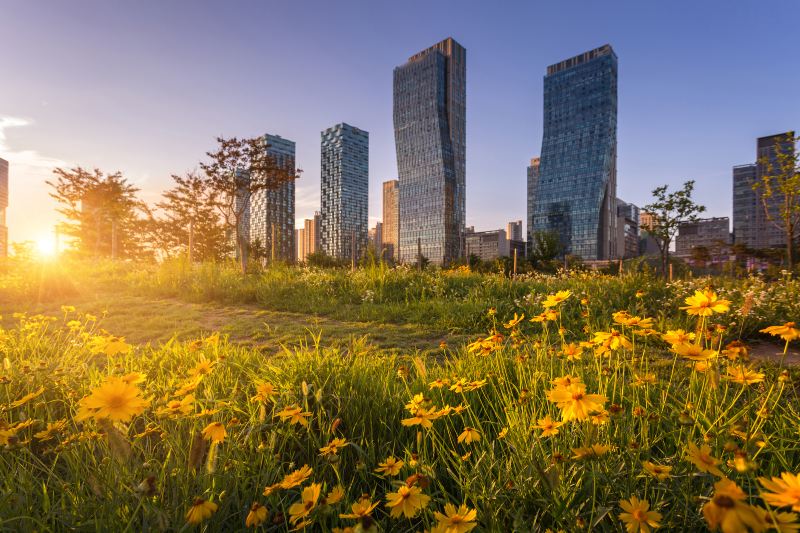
[186,498,218,525]
[551,375,583,387]
[385,485,430,518]
[251,382,279,403]
[275,405,312,427]
[546,382,607,422]
[662,329,696,346]
[9,386,45,408]
[288,483,321,525]
[761,322,800,342]
[188,356,216,378]
[759,472,800,511]
[245,502,268,528]
[340,497,379,520]
[687,442,725,477]
[503,313,525,329]
[619,496,661,533]
[642,461,672,481]
[673,342,717,361]
[401,407,441,429]
[681,290,731,316]
[633,374,657,386]
[319,437,348,456]
[431,503,478,533]
[201,422,226,444]
[543,290,571,308]
[375,456,404,476]
[593,330,632,356]
[702,478,766,532]
[324,486,345,505]
[725,366,765,386]
[156,394,195,417]
[572,444,612,460]
[532,414,563,437]
[561,343,583,361]
[76,376,150,422]
[457,427,481,444]
[277,465,313,490]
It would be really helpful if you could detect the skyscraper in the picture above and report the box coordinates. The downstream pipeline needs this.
[526,157,540,246]
[531,44,618,260]
[382,179,399,260]
[0,158,7,257]
[394,37,466,265]
[296,212,321,262]
[320,123,369,260]
[733,132,797,249]
[506,220,523,242]
[248,134,296,262]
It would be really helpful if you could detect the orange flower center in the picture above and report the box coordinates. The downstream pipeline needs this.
[713,495,735,508]
[632,509,647,521]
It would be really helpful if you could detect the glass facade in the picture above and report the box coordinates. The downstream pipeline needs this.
[532,44,618,260]
[394,37,466,265]
[320,123,369,260]
[381,179,399,260]
[525,157,540,252]
[732,163,758,247]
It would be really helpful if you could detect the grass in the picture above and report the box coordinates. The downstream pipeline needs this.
[1,258,799,531]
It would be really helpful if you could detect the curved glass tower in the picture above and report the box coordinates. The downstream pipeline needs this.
[393,37,466,265]
[531,44,617,260]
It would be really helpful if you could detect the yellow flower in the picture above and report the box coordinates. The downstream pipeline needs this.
[687,442,725,477]
[759,472,800,511]
[619,496,662,533]
[288,483,321,525]
[432,503,478,533]
[593,330,632,356]
[613,312,654,329]
[76,376,150,422]
[186,498,218,525]
[277,465,313,490]
[662,329,695,346]
[340,497,379,519]
[401,407,440,429]
[530,309,558,322]
[722,340,750,361]
[201,422,226,444]
[681,290,731,316]
[33,419,68,441]
[245,502,268,528]
[385,484,430,518]
[251,382,278,403]
[276,405,312,427]
[457,427,480,444]
[532,415,563,437]
[156,394,195,417]
[761,322,800,342]
[319,437,348,456]
[10,386,45,408]
[703,478,766,532]
[673,342,717,361]
[571,444,612,460]
[188,356,216,378]
[759,508,800,532]
[503,312,525,329]
[551,375,583,387]
[546,382,607,422]
[497,427,508,440]
[325,486,345,505]
[120,372,146,385]
[375,456,404,476]
[561,343,583,361]
[429,378,451,389]
[543,290,571,308]
[633,374,657,386]
[725,366,765,386]
[642,461,672,481]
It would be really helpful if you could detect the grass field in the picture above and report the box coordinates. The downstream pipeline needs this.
[1,257,800,531]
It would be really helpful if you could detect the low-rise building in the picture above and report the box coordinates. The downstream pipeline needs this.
[675,217,731,259]
[466,228,510,261]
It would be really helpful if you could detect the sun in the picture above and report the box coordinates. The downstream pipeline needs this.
[35,235,57,258]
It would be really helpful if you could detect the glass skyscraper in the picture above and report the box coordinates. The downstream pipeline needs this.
[320,123,369,260]
[531,44,618,260]
[393,37,466,265]
[526,156,540,252]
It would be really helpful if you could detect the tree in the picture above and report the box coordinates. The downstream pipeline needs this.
[753,132,800,270]
[529,230,563,264]
[643,180,706,277]
[690,245,711,269]
[47,167,150,259]
[155,171,228,261]
[200,137,301,274]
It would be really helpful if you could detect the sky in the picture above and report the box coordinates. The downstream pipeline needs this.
[1,0,799,245]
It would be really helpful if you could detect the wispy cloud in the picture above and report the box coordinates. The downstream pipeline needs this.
[0,115,67,172]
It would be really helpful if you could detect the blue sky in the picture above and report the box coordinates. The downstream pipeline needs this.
[1,0,798,244]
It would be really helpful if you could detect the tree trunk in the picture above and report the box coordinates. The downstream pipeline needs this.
[787,226,794,272]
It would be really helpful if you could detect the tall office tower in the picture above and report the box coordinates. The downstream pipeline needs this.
[369,221,383,252]
[531,44,618,260]
[615,198,640,259]
[382,179,399,259]
[0,158,7,257]
[506,220,523,242]
[526,157,540,252]
[241,134,296,262]
[320,123,369,260]
[733,132,797,249]
[394,37,466,265]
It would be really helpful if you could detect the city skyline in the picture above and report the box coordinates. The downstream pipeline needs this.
[1,1,799,247]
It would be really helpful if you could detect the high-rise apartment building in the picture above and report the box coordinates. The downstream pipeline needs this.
[240,134,296,263]
[615,198,640,259]
[296,212,321,262]
[526,157,540,253]
[506,220,523,242]
[531,45,618,260]
[0,158,7,257]
[733,132,796,249]
[369,222,383,253]
[394,37,466,265]
[320,123,369,260]
[381,179,399,260]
